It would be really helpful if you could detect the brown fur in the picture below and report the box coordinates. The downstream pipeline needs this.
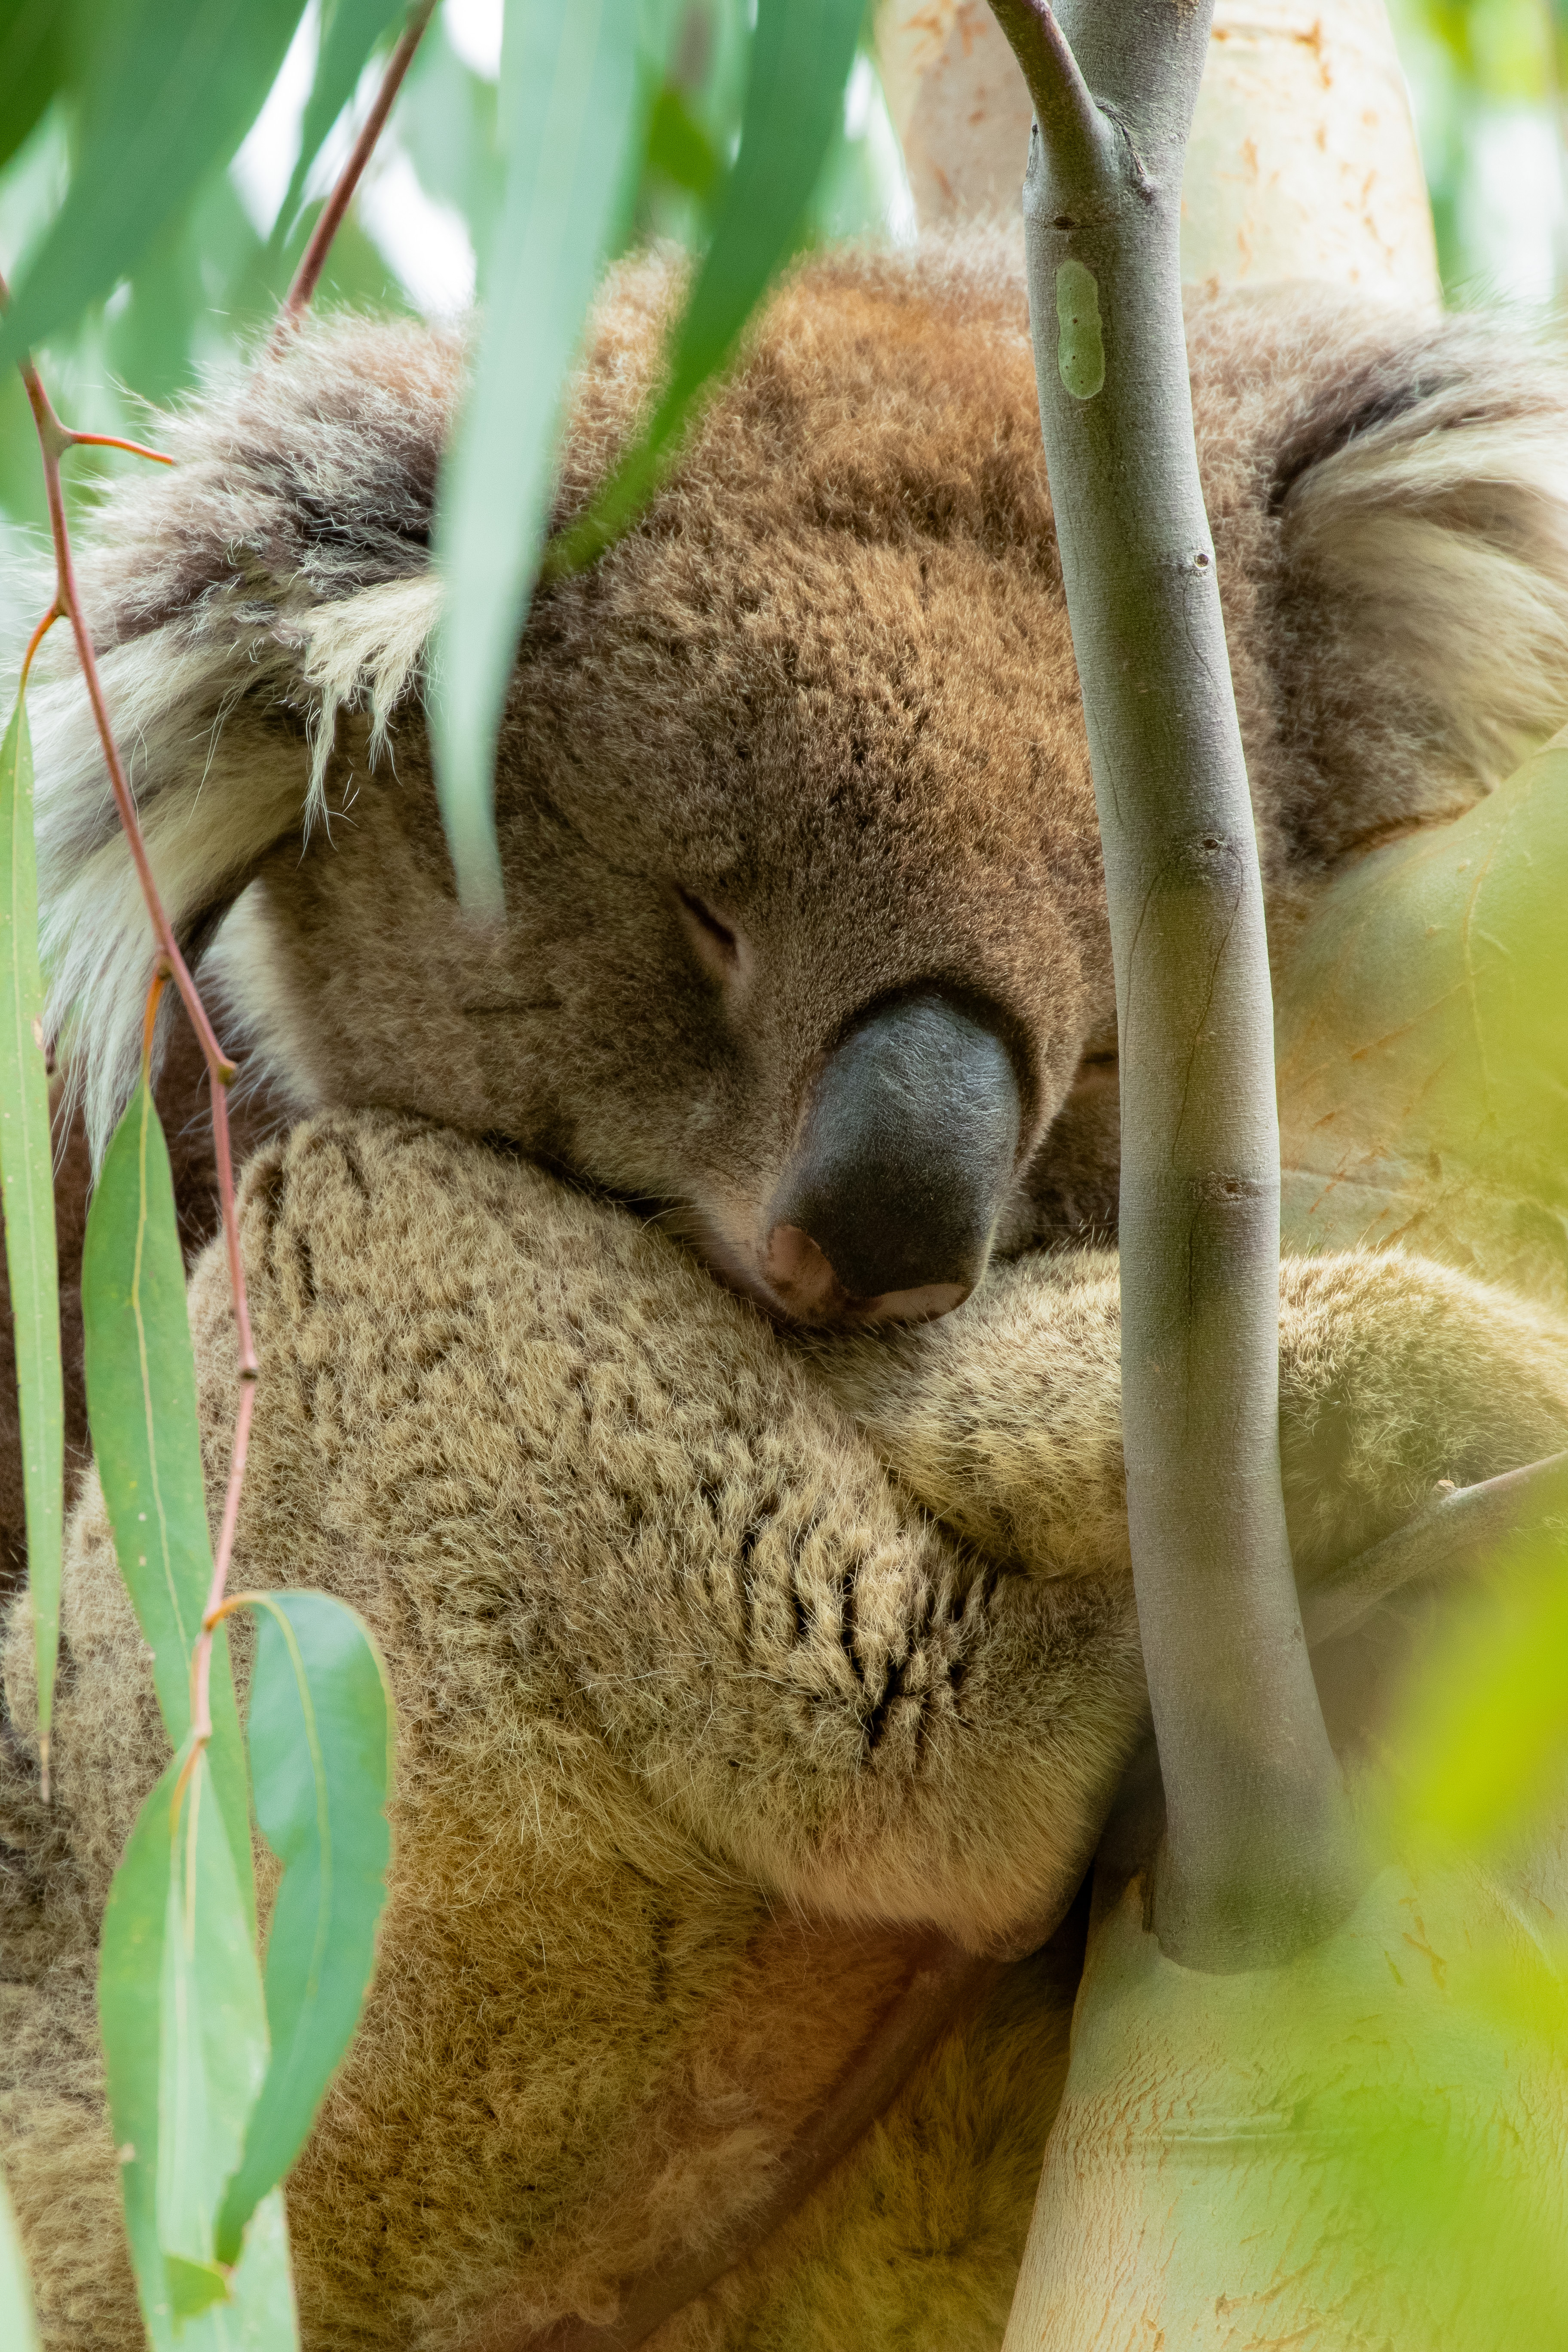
[6,1114,1568,2347]
[29,234,1568,1288]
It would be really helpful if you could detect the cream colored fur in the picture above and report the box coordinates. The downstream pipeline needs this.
[5,1115,1568,2349]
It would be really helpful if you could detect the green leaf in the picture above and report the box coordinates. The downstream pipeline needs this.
[0,0,309,371]
[0,696,62,1781]
[429,0,671,916]
[1389,1526,1568,1856]
[158,1755,267,2275]
[82,1077,253,1928]
[0,2171,41,2352]
[99,1750,299,2350]
[644,82,721,200]
[547,0,867,576]
[215,1591,395,2264]
[1276,734,1568,1279]
[270,0,410,255]
[0,0,67,180]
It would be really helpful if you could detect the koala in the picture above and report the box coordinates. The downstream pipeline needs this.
[5,229,1568,2351]
[29,230,1568,1313]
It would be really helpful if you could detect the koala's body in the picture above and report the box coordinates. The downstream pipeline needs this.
[6,232,1568,2350]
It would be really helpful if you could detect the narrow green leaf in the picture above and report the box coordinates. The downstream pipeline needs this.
[0,0,308,371]
[164,2255,230,2320]
[82,1077,253,1928]
[0,2171,42,2352]
[215,1591,395,2263]
[0,696,62,1780]
[158,1755,267,2276]
[548,0,866,575]
[645,83,721,200]
[97,1752,175,2334]
[100,1750,299,2351]
[429,0,671,916]
[0,0,65,179]
[271,0,410,255]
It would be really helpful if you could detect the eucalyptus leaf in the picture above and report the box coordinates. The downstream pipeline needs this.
[0,0,308,370]
[82,1076,253,1926]
[645,83,721,200]
[158,1753,268,2278]
[548,0,867,575]
[0,2171,41,2352]
[99,1750,299,2350]
[429,0,671,916]
[0,0,65,181]
[215,1591,395,2263]
[271,0,410,254]
[0,696,62,1778]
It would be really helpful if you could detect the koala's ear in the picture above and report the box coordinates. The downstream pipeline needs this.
[33,570,441,1166]
[26,314,453,1166]
[1275,323,1568,828]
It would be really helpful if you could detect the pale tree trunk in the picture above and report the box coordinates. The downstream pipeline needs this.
[878,0,1439,306]
[980,6,1567,2346]
[989,0,1358,1975]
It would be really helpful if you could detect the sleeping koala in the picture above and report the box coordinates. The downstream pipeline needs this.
[34,230,1568,1306]
[6,229,1568,2351]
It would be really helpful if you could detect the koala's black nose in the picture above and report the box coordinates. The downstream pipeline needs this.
[764,990,1022,1326]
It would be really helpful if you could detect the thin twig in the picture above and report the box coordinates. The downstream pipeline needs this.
[6,0,431,1751]
[271,0,437,349]
[3,270,257,1762]
[1304,1448,1568,1648]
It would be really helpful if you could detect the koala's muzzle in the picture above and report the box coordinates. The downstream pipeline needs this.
[764,990,1021,1326]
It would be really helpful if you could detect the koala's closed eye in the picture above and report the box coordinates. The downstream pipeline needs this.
[674,886,743,984]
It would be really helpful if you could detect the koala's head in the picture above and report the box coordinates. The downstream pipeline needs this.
[37,236,1568,1325]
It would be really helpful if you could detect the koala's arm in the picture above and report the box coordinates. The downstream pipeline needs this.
[163,1115,1145,1960]
[800,1246,1568,1589]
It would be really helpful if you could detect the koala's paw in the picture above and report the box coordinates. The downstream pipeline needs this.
[1278,1252,1568,1577]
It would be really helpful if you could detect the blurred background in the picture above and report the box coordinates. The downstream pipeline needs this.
[3,0,1567,621]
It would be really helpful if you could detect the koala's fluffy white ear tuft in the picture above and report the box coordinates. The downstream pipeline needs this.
[1283,368,1568,807]
[25,315,456,1164]
[34,573,442,1165]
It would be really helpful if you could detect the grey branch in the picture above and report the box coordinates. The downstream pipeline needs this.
[991,0,1358,1969]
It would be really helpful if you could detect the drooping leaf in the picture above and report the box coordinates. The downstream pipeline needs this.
[429,0,668,916]
[0,696,62,1779]
[270,0,411,255]
[82,1076,253,1926]
[644,82,721,200]
[1276,732,1568,1283]
[215,1591,395,2263]
[0,0,67,180]
[157,1755,268,2279]
[546,0,867,575]
[0,0,309,371]
[1386,1524,1568,1857]
[0,2171,41,2352]
[99,1749,298,2350]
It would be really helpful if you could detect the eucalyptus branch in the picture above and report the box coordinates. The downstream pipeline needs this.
[1303,1448,1568,1648]
[3,270,258,1764]
[272,0,436,346]
[989,0,1355,1970]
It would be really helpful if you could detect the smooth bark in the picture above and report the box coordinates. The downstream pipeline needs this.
[991,0,1355,1969]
